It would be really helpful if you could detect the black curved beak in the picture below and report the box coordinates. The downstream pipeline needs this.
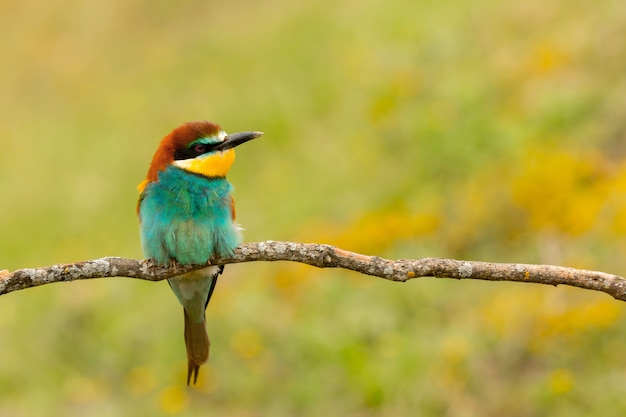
[214,131,264,151]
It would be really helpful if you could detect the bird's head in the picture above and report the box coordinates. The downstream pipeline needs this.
[138,121,262,192]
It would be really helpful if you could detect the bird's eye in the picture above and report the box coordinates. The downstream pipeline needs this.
[193,144,206,154]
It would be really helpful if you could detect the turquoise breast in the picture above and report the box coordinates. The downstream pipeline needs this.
[139,166,240,266]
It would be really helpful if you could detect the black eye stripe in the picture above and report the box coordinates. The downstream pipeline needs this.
[173,141,219,160]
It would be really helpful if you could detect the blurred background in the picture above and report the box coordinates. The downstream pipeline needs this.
[1,0,626,415]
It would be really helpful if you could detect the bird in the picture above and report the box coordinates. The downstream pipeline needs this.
[137,121,262,385]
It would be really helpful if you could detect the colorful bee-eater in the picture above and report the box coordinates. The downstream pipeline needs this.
[137,121,262,385]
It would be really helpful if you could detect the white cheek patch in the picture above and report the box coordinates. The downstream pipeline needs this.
[173,158,193,169]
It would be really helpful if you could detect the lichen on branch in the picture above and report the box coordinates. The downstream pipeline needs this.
[2,241,626,301]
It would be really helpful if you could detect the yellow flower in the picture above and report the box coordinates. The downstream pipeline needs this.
[550,368,573,394]
[158,385,188,414]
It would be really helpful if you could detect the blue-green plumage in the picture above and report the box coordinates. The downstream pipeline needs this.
[139,165,240,266]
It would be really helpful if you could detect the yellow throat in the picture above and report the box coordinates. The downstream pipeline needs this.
[173,149,236,178]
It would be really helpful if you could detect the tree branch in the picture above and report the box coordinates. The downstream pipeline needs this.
[2,241,626,301]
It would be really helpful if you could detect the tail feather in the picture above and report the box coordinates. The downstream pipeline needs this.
[183,309,209,385]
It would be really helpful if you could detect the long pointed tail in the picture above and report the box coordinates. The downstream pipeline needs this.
[183,309,209,385]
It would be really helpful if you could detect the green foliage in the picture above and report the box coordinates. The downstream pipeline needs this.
[1,0,626,415]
